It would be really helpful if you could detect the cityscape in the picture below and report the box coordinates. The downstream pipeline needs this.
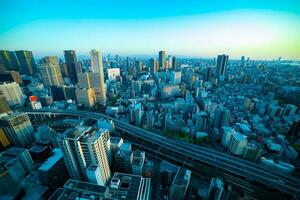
[0,1,300,200]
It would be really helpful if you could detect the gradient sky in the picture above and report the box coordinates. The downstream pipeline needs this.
[0,0,300,59]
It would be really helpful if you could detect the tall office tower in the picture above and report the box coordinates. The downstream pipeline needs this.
[146,111,155,130]
[149,58,158,75]
[126,56,131,74]
[208,178,224,200]
[40,56,64,87]
[213,108,231,128]
[172,56,177,71]
[0,50,20,72]
[214,54,229,81]
[115,143,133,174]
[0,82,25,107]
[169,168,191,200]
[0,112,34,147]
[57,127,111,185]
[0,90,10,113]
[130,102,143,127]
[75,88,96,108]
[205,67,213,82]
[195,111,208,132]
[240,56,245,67]
[64,50,82,83]
[90,50,106,105]
[167,55,173,70]
[132,150,145,175]
[228,132,247,155]
[135,60,143,73]
[107,137,123,169]
[159,50,166,71]
[77,72,106,105]
[15,50,37,76]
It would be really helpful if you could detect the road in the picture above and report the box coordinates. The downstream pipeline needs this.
[26,109,300,199]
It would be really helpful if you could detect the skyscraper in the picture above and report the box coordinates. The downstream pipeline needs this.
[240,56,245,67]
[169,168,191,200]
[90,50,106,105]
[57,126,111,185]
[195,111,208,132]
[0,82,25,107]
[77,72,107,105]
[0,90,11,113]
[0,50,20,72]
[149,58,158,75]
[64,50,82,83]
[40,56,64,87]
[205,67,213,82]
[172,56,177,71]
[159,51,166,71]
[214,54,229,81]
[208,178,224,200]
[213,107,231,128]
[15,50,37,76]
[75,88,96,108]
[0,112,34,147]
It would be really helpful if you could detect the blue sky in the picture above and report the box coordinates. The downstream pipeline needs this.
[0,0,300,59]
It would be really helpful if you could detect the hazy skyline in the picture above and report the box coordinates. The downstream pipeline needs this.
[1,0,300,59]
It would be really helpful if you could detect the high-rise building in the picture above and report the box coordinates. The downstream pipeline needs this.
[135,60,143,73]
[208,177,224,200]
[169,168,191,200]
[40,57,64,87]
[243,143,261,161]
[0,128,10,148]
[64,50,82,83]
[205,67,213,82]
[0,112,34,147]
[1,146,34,174]
[50,179,110,199]
[149,58,158,75]
[0,82,25,107]
[0,70,22,84]
[167,55,173,71]
[240,56,245,67]
[214,54,229,81]
[228,132,247,155]
[115,143,133,174]
[86,164,104,185]
[172,56,177,71]
[75,88,96,108]
[77,72,107,105]
[0,90,10,113]
[109,172,151,200]
[57,127,111,185]
[159,51,166,71]
[107,68,120,81]
[0,50,20,72]
[107,137,123,169]
[130,102,143,127]
[38,148,69,190]
[90,50,106,105]
[195,111,208,132]
[132,150,145,176]
[213,108,230,128]
[15,50,37,76]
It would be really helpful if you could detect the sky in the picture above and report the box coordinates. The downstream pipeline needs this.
[0,0,300,59]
